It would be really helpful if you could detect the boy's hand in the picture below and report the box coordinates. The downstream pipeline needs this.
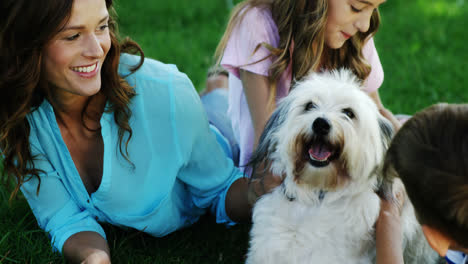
[375,178,406,264]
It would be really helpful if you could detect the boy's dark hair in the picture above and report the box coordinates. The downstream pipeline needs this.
[384,103,468,249]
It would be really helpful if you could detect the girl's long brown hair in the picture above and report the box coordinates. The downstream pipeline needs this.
[215,0,380,109]
[0,0,144,200]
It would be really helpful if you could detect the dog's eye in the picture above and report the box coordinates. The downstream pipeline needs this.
[342,108,355,119]
[305,102,316,111]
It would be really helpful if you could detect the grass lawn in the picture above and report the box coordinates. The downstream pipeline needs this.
[1,0,467,263]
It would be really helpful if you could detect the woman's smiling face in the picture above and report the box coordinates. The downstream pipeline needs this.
[325,0,385,49]
[42,0,111,102]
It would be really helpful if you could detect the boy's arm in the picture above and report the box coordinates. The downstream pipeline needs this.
[376,199,404,264]
[376,179,406,264]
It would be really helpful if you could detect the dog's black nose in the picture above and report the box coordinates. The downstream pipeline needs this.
[312,118,331,135]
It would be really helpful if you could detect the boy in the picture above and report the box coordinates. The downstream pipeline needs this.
[383,103,468,264]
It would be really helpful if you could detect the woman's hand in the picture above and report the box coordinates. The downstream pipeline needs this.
[226,169,283,223]
[63,231,111,264]
[81,250,111,264]
[247,170,283,206]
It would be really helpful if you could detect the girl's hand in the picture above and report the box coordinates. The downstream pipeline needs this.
[368,90,402,131]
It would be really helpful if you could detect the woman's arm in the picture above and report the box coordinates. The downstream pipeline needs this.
[63,231,111,264]
[368,90,402,130]
[225,170,283,222]
[225,177,251,222]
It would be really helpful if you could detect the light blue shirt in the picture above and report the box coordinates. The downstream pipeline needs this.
[21,54,243,252]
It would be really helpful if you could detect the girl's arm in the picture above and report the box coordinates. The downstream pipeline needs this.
[62,231,110,264]
[368,90,402,130]
[239,69,271,147]
[239,69,283,203]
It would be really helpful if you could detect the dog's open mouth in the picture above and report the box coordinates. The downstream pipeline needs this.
[307,138,340,167]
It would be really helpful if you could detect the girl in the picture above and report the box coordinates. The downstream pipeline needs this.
[215,0,400,171]
[215,2,406,263]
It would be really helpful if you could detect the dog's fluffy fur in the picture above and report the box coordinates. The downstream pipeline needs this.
[245,69,442,264]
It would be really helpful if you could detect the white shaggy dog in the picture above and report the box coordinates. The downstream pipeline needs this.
[245,69,442,264]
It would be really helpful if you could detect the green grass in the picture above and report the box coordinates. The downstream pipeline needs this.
[1,0,467,263]
[113,0,234,91]
[376,0,468,114]
[0,189,249,263]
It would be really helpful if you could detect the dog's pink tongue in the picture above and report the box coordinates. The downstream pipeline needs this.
[309,145,332,160]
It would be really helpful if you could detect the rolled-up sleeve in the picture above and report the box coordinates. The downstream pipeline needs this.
[170,71,243,225]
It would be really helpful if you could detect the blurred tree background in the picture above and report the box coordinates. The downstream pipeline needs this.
[0,0,467,263]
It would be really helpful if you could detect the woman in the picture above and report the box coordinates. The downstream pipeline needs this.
[0,0,252,262]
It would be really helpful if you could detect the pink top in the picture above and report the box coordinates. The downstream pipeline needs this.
[221,7,384,171]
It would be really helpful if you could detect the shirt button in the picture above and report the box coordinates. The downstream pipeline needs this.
[87,199,90,203]
[95,216,99,221]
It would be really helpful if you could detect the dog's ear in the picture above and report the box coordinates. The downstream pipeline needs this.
[379,117,394,148]
[376,157,401,202]
[376,175,394,201]
[246,100,290,177]
[376,117,395,196]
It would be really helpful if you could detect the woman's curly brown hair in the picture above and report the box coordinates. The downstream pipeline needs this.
[0,0,144,200]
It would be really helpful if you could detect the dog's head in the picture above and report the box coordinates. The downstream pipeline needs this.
[248,69,393,194]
